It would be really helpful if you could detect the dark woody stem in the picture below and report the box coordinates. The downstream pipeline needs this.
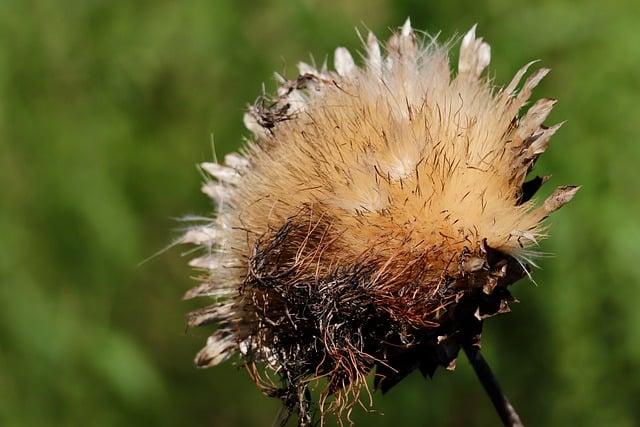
[462,342,524,427]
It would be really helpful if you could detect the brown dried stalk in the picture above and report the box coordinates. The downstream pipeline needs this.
[462,342,524,427]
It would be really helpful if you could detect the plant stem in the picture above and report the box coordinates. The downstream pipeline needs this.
[462,343,524,427]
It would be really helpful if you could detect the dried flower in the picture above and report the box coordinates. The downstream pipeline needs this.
[180,19,578,425]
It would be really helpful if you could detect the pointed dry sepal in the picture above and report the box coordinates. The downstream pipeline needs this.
[334,47,356,77]
[398,18,417,58]
[458,25,491,77]
[201,181,227,203]
[201,162,239,184]
[187,303,235,328]
[517,98,558,141]
[298,61,317,76]
[224,153,249,170]
[180,226,218,246]
[366,32,382,73]
[502,61,538,99]
[195,331,235,368]
[513,68,550,110]
[543,185,581,214]
[526,122,564,157]
[188,254,222,270]
[401,17,413,37]
[243,110,270,139]
[533,185,581,221]
[183,281,233,300]
[385,18,418,63]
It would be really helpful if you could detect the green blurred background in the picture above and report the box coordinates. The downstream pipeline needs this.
[1,0,639,425]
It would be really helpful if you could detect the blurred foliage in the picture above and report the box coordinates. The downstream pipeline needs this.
[1,0,639,426]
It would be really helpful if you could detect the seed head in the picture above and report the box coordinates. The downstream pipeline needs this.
[180,19,578,425]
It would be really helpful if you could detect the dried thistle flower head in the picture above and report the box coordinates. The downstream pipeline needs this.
[180,19,578,425]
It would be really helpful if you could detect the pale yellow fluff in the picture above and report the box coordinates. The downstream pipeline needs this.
[183,21,578,366]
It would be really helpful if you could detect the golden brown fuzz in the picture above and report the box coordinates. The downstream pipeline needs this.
[180,19,578,425]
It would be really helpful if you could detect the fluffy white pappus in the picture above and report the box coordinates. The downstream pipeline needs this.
[182,21,578,373]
